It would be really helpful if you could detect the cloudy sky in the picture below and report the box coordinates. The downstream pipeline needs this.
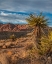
[0,0,52,26]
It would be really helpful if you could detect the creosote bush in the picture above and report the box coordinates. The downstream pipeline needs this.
[10,34,16,41]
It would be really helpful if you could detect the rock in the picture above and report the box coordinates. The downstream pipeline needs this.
[46,56,52,64]
[5,42,12,47]
[2,45,6,48]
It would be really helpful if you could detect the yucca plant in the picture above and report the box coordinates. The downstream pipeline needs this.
[26,12,49,44]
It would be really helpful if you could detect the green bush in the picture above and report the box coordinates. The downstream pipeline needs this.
[10,34,16,41]
[38,31,52,55]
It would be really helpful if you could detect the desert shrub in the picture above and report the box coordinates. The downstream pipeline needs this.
[10,34,16,41]
[38,31,52,55]
[27,47,39,64]
[26,43,34,50]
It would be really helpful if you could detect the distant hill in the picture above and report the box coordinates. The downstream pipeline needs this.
[0,23,28,32]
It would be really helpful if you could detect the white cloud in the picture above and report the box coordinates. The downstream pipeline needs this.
[0,11,28,24]
[0,12,9,16]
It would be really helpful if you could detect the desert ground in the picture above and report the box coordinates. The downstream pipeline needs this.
[0,26,52,64]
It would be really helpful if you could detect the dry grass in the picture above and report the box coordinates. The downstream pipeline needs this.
[7,51,13,57]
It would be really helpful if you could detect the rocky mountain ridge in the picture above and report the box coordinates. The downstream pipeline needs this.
[0,23,28,32]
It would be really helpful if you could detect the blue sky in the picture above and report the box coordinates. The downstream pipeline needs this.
[0,0,52,26]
